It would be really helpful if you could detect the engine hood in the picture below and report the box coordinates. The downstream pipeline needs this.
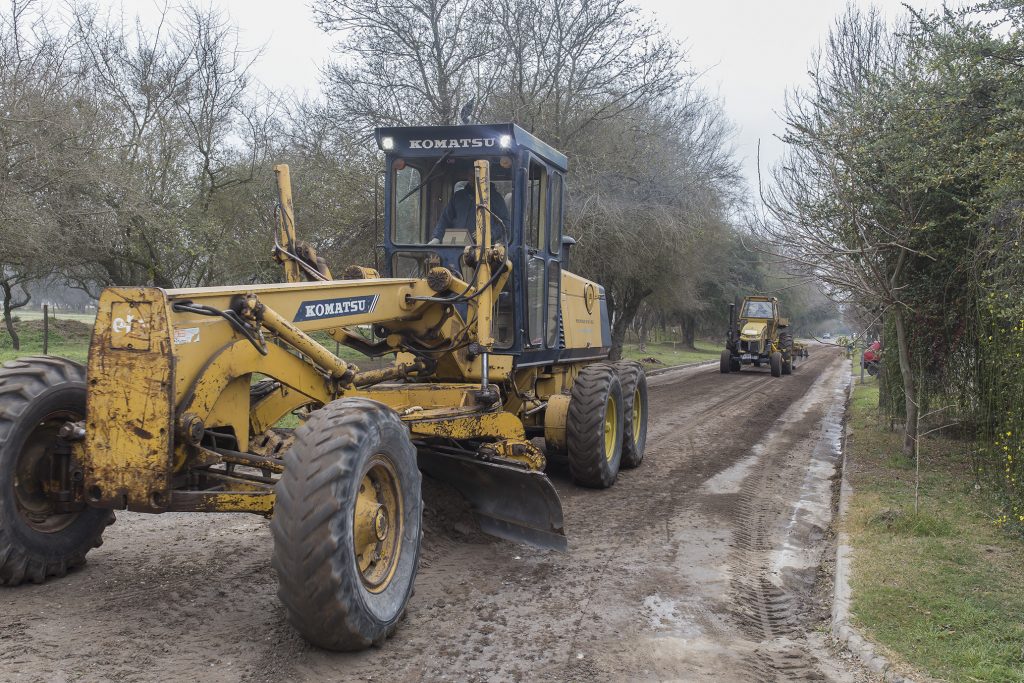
[739,320,768,341]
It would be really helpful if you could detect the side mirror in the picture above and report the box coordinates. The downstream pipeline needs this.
[561,235,577,270]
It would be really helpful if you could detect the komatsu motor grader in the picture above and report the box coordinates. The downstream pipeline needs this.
[0,124,649,651]
[719,295,795,377]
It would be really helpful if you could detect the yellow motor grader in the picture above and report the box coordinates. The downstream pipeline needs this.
[719,295,795,377]
[0,124,649,651]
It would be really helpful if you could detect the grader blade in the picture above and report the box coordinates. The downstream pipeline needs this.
[417,449,568,552]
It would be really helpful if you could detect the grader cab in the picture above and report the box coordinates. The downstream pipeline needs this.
[719,295,795,377]
[0,123,649,651]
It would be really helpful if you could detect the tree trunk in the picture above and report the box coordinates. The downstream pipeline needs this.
[637,318,648,353]
[893,307,918,456]
[1,281,20,351]
[607,288,651,361]
[609,320,629,361]
[680,313,697,351]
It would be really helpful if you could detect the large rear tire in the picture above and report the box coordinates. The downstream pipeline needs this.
[613,361,647,469]
[719,349,731,374]
[271,398,422,651]
[0,357,113,586]
[567,364,624,488]
[779,332,794,375]
[769,351,783,377]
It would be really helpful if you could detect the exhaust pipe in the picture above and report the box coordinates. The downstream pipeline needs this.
[727,302,736,348]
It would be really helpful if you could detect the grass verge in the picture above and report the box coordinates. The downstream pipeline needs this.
[621,340,720,371]
[0,318,93,364]
[1,322,384,369]
[845,383,1024,682]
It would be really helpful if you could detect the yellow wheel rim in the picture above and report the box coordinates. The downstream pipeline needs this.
[353,454,403,594]
[604,394,618,461]
[632,388,642,443]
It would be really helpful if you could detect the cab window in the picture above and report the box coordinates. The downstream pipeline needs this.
[527,257,545,347]
[546,261,561,347]
[525,161,546,248]
[393,164,422,244]
[549,173,563,254]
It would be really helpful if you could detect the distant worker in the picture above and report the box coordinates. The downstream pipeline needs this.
[427,168,510,245]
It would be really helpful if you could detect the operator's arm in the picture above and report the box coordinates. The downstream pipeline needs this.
[430,192,462,243]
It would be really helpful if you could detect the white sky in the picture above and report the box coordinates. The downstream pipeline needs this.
[106,0,942,192]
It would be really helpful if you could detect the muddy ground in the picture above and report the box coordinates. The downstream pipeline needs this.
[0,347,865,682]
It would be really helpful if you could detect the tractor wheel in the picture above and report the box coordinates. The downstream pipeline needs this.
[719,350,731,374]
[567,364,624,488]
[769,352,783,377]
[782,356,793,375]
[613,361,647,469]
[0,357,114,586]
[271,398,422,651]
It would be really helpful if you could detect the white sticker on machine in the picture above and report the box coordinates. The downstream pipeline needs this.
[174,327,201,345]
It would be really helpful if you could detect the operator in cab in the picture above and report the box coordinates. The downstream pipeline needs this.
[427,166,511,245]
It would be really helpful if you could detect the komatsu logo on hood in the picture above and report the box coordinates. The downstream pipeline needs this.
[408,138,496,149]
[294,295,379,322]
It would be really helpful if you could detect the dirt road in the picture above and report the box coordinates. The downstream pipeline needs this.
[0,348,861,682]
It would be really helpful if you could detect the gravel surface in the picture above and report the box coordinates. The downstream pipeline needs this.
[0,346,865,682]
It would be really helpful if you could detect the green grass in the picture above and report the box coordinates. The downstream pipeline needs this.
[845,383,1024,682]
[0,318,93,364]
[0,320,384,369]
[2,319,717,374]
[621,340,720,371]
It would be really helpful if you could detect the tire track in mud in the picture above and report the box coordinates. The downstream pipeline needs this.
[711,358,852,682]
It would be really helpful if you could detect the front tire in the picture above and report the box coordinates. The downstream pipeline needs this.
[271,398,422,651]
[0,357,113,586]
[613,362,647,469]
[567,364,624,488]
[719,349,731,374]
[769,352,783,377]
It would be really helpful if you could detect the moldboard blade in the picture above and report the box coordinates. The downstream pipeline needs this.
[417,449,567,552]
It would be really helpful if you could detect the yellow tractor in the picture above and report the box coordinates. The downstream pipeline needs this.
[719,295,795,377]
[0,124,649,651]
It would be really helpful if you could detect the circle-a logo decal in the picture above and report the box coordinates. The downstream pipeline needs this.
[584,283,597,314]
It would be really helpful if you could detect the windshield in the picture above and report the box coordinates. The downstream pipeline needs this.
[391,156,514,246]
[742,300,774,318]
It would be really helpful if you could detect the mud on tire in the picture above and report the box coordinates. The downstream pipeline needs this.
[613,361,648,469]
[0,356,114,586]
[270,397,422,651]
[567,364,624,488]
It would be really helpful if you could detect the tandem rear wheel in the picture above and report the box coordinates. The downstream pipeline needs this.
[271,398,422,651]
[613,361,648,469]
[566,364,625,488]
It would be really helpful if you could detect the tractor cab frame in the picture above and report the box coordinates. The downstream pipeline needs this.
[375,124,594,366]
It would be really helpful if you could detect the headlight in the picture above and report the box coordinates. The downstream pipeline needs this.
[499,134,511,148]
[381,136,395,150]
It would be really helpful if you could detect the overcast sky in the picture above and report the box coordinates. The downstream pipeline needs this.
[115,0,941,193]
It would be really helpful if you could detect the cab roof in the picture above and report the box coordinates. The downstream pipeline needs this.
[374,123,568,172]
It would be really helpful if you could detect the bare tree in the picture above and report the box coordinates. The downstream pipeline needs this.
[483,0,689,151]
[759,6,930,454]
[314,0,496,128]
